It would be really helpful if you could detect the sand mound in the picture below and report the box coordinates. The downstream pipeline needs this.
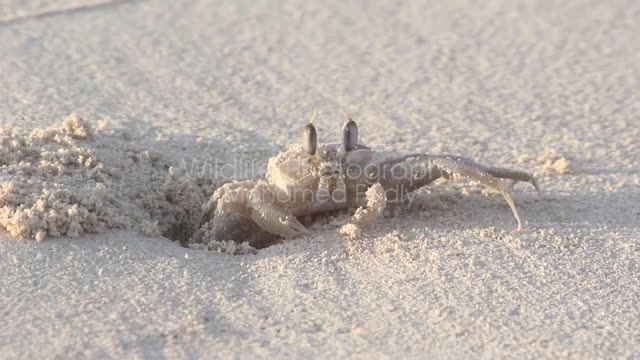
[0,115,204,242]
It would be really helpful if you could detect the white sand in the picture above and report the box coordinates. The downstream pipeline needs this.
[0,115,206,242]
[1,0,639,358]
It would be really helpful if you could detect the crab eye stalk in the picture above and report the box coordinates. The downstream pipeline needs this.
[342,119,358,152]
[303,123,317,155]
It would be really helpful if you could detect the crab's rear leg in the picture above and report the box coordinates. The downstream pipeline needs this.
[441,155,539,193]
[431,155,540,230]
[367,154,444,202]
[373,154,537,231]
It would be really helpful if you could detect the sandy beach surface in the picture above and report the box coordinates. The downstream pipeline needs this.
[1,0,639,358]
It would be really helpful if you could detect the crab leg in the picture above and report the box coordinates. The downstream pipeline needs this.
[199,180,307,245]
[368,154,443,202]
[373,154,537,230]
[433,155,539,193]
[248,182,309,238]
[433,155,530,230]
[203,180,257,221]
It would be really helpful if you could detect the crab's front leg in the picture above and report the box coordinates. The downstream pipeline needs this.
[213,180,308,238]
[203,180,258,221]
[197,180,308,247]
[339,183,387,238]
[247,182,309,238]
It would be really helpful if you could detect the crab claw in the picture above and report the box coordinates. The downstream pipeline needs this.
[249,203,310,238]
[194,212,282,249]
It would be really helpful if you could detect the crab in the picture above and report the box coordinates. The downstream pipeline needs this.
[196,112,538,248]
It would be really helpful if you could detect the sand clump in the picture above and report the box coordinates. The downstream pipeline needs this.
[548,157,571,174]
[0,115,204,242]
[61,114,94,140]
[518,147,572,175]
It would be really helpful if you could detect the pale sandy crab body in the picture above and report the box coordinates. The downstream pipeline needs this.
[197,115,538,248]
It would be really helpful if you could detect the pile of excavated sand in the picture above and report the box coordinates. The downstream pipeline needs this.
[0,114,204,242]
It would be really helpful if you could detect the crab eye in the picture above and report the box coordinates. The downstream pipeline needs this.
[342,119,358,152]
[303,123,317,155]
